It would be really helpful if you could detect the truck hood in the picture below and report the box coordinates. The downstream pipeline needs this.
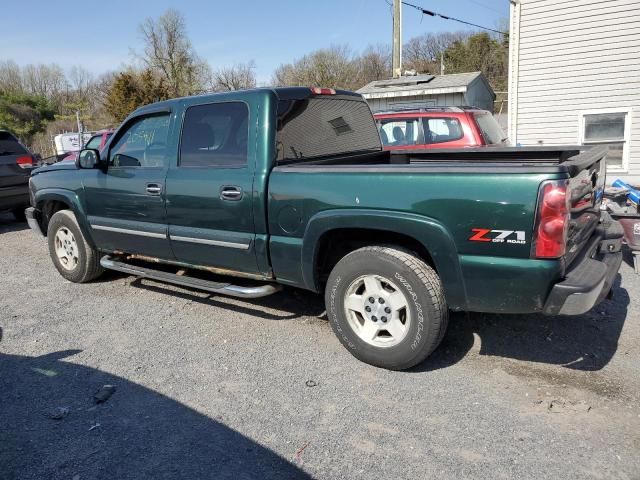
[32,161,78,175]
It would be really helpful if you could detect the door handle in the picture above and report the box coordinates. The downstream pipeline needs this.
[220,185,243,201]
[146,183,163,196]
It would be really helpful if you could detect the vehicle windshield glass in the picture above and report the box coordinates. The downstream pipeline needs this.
[276,97,381,164]
[377,118,422,147]
[85,135,102,150]
[0,131,28,155]
[474,113,508,145]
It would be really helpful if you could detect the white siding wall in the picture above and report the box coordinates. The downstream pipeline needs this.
[509,0,640,183]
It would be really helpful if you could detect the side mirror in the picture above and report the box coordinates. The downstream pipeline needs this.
[76,149,101,169]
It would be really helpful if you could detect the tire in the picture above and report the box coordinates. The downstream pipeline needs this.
[325,246,448,370]
[11,209,26,222]
[47,210,104,283]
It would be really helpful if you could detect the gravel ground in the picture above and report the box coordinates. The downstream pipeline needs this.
[1,212,639,480]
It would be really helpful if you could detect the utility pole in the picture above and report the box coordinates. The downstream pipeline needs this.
[76,110,84,150]
[392,0,402,78]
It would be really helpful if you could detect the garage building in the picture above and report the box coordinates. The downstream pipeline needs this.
[357,72,496,113]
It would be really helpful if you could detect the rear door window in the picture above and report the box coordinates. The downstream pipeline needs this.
[276,97,380,164]
[0,131,28,156]
[378,118,423,147]
[180,102,249,168]
[423,118,464,144]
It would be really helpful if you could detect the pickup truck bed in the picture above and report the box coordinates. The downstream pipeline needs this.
[25,87,624,370]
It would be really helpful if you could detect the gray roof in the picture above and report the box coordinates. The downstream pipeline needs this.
[357,72,492,99]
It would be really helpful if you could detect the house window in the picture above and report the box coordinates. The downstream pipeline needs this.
[579,109,632,171]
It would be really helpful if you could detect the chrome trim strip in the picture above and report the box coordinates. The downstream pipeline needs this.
[170,235,250,250]
[91,224,167,239]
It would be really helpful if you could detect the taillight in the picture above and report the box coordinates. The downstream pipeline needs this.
[532,180,571,258]
[310,87,336,95]
[16,155,33,168]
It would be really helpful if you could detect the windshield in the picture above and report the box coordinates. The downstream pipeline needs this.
[85,135,102,150]
[474,113,508,145]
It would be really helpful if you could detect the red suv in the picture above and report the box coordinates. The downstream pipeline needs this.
[374,107,508,150]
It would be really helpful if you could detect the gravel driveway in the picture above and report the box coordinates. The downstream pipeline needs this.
[1,213,638,480]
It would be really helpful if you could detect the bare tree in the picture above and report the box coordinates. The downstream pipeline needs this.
[403,31,471,74]
[271,45,359,90]
[69,66,93,97]
[21,63,67,98]
[355,44,392,85]
[210,61,257,91]
[0,60,24,93]
[137,9,209,97]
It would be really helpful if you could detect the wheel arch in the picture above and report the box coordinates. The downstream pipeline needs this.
[35,188,95,247]
[302,209,467,311]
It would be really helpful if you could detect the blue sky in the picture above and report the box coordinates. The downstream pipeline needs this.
[1,0,508,83]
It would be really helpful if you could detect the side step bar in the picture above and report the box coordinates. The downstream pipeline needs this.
[100,256,281,299]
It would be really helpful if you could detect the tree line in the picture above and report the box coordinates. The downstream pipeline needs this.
[0,8,508,157]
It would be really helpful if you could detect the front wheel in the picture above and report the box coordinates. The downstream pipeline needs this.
[325,246,448,370]
[47,210,104,283]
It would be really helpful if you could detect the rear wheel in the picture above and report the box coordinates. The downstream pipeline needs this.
[47,210,104,283]
[325,246,448,370]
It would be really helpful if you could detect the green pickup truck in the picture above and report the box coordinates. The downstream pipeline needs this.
[25,87,624,370]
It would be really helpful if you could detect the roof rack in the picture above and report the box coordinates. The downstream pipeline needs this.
[374,105,484,115]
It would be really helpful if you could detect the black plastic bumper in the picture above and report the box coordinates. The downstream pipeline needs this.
[25,207,45,237]
[543,216,624,316]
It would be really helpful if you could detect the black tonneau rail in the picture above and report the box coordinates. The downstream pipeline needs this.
[395,145,608,177]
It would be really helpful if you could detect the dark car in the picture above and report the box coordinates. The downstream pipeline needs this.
[0,130,34,221]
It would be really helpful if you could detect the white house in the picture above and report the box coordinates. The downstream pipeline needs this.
[508,0,640,183]
[358,72,496,113]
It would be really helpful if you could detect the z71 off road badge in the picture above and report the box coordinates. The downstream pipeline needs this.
[469,229,527,245]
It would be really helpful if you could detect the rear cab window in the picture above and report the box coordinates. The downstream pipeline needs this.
[0,131,28,156]
[276,97,380,164]
[474,113,508,145]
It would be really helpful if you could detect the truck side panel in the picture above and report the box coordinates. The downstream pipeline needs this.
[267,168,565,312]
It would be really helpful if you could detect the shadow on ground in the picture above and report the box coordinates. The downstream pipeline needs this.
[130,266,629,373]
[0,329,312,480]
[412,272,630,373]
[0,214,28,234]
[131,279,326,321]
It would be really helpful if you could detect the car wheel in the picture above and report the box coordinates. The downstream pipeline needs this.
[47,210,104,283]
[325,246,448,370]
[11,209,26,222]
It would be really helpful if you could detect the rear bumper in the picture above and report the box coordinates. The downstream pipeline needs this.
[25,207,45,237]
[543,217,624,316]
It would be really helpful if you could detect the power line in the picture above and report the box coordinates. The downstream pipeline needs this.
[401,1,508,35]
[462,0,505,15]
